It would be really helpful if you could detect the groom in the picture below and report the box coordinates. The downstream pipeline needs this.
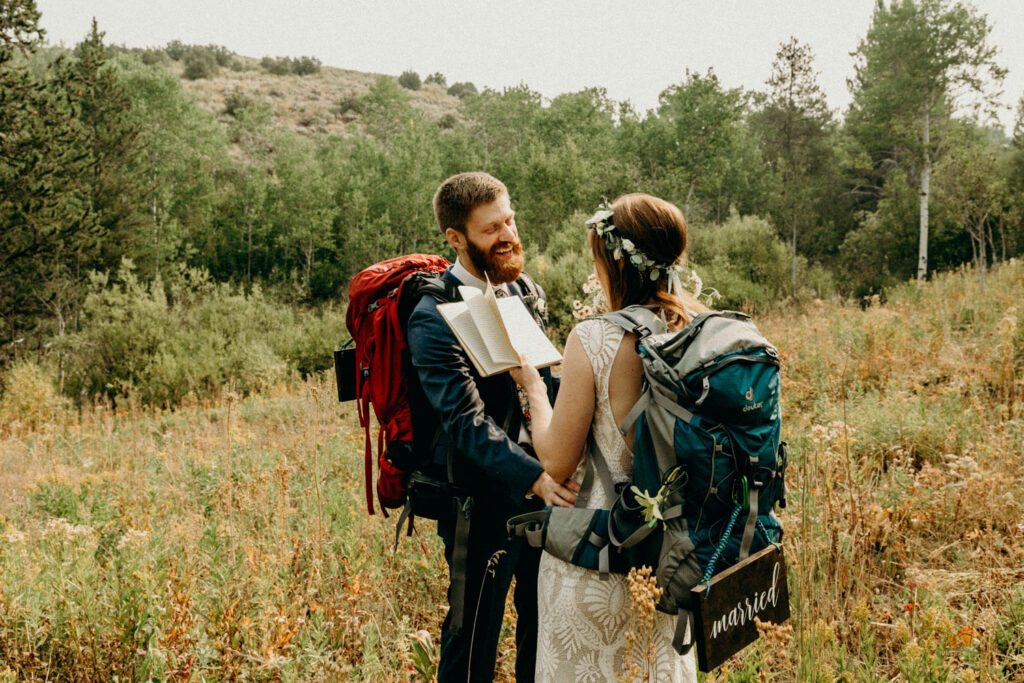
[406,172,575,682]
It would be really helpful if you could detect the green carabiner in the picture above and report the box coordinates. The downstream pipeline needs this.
[736,475,750,514]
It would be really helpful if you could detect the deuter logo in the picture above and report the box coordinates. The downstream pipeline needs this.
[743,386,763,413]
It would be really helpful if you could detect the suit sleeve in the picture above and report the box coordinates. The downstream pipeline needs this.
[407,299,544,500]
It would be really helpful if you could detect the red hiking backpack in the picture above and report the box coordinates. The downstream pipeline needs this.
[343,254,453,515]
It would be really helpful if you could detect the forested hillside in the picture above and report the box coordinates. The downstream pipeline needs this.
[2,0,1024,407]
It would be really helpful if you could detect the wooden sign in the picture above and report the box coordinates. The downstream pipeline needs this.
[690,544,790,672]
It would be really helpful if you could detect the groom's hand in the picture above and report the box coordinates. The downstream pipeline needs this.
[530,472,577,507]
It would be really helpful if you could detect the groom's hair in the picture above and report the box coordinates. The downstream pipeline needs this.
[433,172,507,235]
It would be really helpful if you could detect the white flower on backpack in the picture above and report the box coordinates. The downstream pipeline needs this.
[631,485,667,528]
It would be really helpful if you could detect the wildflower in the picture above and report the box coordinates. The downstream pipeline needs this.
[116,528,151,550]
[686,269,704,299]
[631,486,666,527]
[44,518,97,541]
[3,529,26,544]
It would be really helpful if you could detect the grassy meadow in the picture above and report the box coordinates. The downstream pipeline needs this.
[1,260,1023,681]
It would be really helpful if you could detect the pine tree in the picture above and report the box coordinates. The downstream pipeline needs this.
[755,38,834,295]
[70,19,146,273]
[0,0,94,349]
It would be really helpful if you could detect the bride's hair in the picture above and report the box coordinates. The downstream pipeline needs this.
[589,193,706,329]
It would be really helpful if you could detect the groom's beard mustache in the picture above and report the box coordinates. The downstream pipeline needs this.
[466,236,524,285]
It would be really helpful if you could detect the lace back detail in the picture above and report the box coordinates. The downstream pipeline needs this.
[573,318,631,508]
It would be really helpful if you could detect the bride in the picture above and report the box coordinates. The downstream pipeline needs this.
[511,193,706,682]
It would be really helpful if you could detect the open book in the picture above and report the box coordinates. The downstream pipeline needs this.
[437,280,562,377]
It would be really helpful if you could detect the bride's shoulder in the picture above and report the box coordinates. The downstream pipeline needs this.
[571,316,622,352]
[571,316,606,336]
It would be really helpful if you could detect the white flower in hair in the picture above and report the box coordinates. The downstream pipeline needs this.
[586,209,614,229]
[585,203,684,282]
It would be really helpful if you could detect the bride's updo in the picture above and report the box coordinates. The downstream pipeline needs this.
[588,193,703,329]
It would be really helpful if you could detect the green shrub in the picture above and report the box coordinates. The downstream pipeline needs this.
[64,261,346,407]
[994,587,1024,671]
[446,81,477,98]
[294,56,321,76]
[438,112,457,129]
[206,44,233,67]
[261,56,294,75]
[222,89,255,117]
[164,40,186,61]
[424,72,446,87]
[397,70,421,90]
[267,306,348,377]
[688,211,832,311]
[139,48,169,66]
[183,51,218,80]
[0,361,66,436]
[336,91,361,115]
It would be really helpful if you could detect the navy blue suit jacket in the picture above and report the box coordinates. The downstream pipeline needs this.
[407,268,557,503]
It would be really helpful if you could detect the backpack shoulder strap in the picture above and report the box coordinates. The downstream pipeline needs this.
[514,272,546,326]
[515,271,539,299]
[415,272,459,304]
[397,272,460,335]
[599,306,668,340]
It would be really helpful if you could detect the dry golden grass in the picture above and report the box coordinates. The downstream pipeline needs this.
[175,61,462,138]
[1,260,1023,680]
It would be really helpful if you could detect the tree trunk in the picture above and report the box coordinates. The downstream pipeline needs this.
[684,180,695,217]
[999,216,1007,262]
[917,109,931,281]
[305,235,314,297]
[791,215,798,298]
[978,227,987,292]
[56,302,66,395]
[246,221,253,285]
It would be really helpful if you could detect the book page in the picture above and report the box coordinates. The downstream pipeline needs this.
[464,286,519,368]
[437,300,498,376]
[496,297,563,368]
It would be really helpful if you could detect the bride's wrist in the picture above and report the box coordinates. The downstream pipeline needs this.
[525,383,547,401]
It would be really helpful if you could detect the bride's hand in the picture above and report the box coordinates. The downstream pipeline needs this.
[509,355,542,391]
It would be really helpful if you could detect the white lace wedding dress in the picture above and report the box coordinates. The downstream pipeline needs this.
[535,317,698,682]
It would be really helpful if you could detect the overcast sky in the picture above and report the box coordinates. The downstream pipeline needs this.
[36,0,1024,134]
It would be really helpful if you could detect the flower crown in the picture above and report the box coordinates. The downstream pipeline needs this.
[585,206,686,282]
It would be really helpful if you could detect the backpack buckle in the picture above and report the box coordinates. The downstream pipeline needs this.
[456,496,474,520]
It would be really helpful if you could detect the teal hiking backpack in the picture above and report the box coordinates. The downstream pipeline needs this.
[507,306,787,653]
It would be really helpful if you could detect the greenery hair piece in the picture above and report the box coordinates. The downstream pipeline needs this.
[585,206,686,282]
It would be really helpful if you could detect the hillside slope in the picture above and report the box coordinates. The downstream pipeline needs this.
[171,59,463,136]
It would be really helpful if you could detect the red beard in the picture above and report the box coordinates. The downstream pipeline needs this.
[467,236,524,284]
